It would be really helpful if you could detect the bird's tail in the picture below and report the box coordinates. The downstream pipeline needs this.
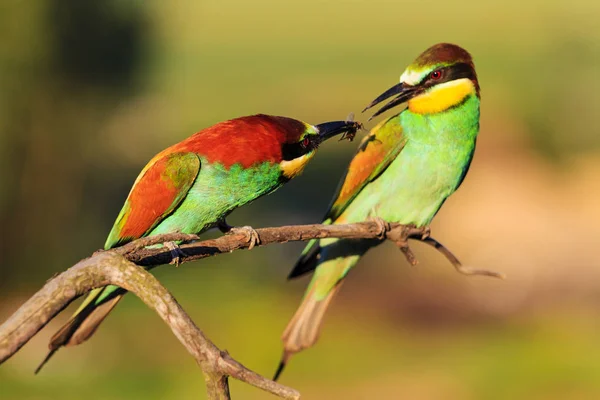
[273,236,371,381]
[274,281,343,381]
[35,285,126,373]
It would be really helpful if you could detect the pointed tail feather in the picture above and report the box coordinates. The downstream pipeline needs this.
[59,295,122,347]
[35,287,124,373]
[274,283,342,381]
[272,353,290,382]
[34,348,58,374]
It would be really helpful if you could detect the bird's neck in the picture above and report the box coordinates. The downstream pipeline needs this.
[401,92,480,145]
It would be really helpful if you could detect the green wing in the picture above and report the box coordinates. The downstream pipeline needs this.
[288,115,406,279]
[324,117,406,222]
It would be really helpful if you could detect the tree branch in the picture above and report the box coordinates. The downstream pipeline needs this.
[0,252,300,399]
[0,220,504,399]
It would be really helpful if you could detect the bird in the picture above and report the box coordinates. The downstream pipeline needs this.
[274,43,481,380]
[35,114,362,373]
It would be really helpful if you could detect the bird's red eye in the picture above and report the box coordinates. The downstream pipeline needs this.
[302,137,310,148]
[430,70,442,80]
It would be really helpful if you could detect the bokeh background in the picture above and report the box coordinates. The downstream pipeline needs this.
[1,0,599,399]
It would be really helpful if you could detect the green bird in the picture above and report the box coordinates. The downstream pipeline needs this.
[36,114,361,373]
[274,43,481,379]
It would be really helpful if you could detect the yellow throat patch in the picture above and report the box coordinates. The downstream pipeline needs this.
[280,152,315,180]
[408,78,476,115]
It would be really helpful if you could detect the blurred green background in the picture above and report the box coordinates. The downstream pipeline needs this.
[1,0,600,399]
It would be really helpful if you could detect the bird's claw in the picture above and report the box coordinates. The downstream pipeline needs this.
[420,226,431,240]
[229,226,261,250]
[165,241,186,267]
[369,216,390,240]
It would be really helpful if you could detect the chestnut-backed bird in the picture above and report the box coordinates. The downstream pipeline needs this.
[275,43,481,380]
[36,114,361,372]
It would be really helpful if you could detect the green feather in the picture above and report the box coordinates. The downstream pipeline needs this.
[309,94,479,299]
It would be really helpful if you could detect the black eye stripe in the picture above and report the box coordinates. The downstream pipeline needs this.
[281,137,317,161]
[446,62,477,81]
[424,63,476,86]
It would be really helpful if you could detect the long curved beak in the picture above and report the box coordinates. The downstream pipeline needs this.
[362,82,420,121]
[315,120,362,141]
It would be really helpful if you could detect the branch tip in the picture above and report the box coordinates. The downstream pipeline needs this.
[419,236,505,279]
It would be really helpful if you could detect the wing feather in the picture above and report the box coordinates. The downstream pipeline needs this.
[325,116,406,222]
[105,152,201,249]
[288,116,406,279]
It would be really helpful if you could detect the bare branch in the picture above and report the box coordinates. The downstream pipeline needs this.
[0,252,299,399]
[0,220,503,399]
[116,221,426,268]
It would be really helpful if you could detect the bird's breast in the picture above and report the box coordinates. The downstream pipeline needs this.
[340,136,475,228]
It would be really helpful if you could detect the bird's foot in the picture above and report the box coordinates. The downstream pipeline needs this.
[420,226,431,240]
[165,241,187,267]
[228,226,261,250]
[368,216,390,240]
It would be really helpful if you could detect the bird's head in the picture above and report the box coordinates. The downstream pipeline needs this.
[279,118,362,179]
[364,43,479,119]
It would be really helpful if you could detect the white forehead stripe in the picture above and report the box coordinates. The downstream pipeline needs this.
[399,69,424,85]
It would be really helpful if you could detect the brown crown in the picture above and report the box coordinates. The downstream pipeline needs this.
[413,43,474,68]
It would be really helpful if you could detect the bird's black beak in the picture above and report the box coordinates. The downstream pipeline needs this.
[362,82,420,121]
[315,120,362,142]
